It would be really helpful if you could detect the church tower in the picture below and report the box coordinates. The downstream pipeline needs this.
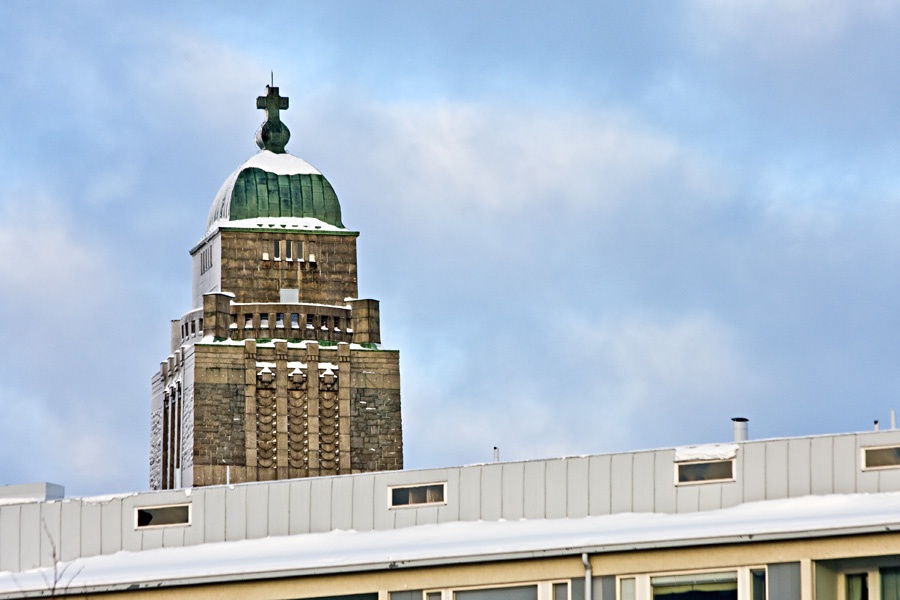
[150,86,403,489]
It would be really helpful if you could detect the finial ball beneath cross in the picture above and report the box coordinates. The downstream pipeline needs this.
[255,85,291,153]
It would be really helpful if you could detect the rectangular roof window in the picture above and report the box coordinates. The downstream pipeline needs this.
[863,445,900,470]
[676,459,735,485]
[135,503,191,529]
[389,482,446,508]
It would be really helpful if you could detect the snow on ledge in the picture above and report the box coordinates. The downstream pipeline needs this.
[674,443,738,462]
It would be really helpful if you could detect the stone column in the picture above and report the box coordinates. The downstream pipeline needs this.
[275,340,289,478]
[338,343,351,472]
[244,340,258,478]
[306,342,320,476]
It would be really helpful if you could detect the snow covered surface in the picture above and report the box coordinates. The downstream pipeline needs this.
[237,151,322,176]
[674,443,738,462]
[220,216,347,232]
[2,492,900,595]
[197,336,384,351]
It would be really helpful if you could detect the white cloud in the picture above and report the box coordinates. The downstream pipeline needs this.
[301,96,728,227]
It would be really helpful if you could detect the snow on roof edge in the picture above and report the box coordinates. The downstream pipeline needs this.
[3,492,900,597]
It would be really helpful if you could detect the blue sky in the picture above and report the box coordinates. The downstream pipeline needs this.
[1,1,900,496]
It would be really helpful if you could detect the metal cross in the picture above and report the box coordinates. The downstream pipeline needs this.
[256,86,289,123]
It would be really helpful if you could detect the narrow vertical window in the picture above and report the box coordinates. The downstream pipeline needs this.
[276,313,284,328]
[619,578,635,600]
[882,567,900,598]
[285,240,292,260]
[244,314,253,328]
[297,240,305,260]
[291,313,300,328]
[273,240,281,260]
[307,314,314,329]
[751,569,766,600]
[260,313,269,328]
[847,573,868,600]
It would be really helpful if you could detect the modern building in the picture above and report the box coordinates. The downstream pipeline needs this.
[3,426,900,598]
[149,86,403,490]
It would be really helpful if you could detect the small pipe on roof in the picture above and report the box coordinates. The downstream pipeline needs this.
[732,417,749,442]
[875,420,880,431]
[582,553,592,600]
[493,447,500,463]
[892,410,896,430]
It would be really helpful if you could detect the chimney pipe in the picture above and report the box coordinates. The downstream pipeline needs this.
[732,417,749,442]
[493,447,500,463]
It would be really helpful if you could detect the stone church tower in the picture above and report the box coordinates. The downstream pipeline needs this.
[150,86,402,489]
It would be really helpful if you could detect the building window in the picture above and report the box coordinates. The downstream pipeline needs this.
[244,314,253,329]
[389,482,446,508]
[676,459,735,484]
[620,568,763,600]
[883,567,900,599]
[291,313,300,328]
[135,503,191,529]
[751,569,765,600]
[455,586,537,600]
[273,240,281,260]
[285,240,292,260]
[651,572,737,598]
[847,573,868,600]
[620,578,636,600]
[260,313,269,328]
[863,445,900,470]
[276,313,284,328]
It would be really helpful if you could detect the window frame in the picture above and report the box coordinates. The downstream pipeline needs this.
[387,481,448,509]
[861,444,900,471]
[134,503,192,530]
[424,579,568,600]
[674,458,736,486]
[617,566,764,600]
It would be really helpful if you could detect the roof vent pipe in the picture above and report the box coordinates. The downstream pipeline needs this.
[732,417,749,442]
[493,447,500,463]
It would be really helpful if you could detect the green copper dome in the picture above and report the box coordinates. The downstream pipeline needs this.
[207,150,345,232]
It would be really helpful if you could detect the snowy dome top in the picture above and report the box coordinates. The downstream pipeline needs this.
[205,85,345,234]
[206,150,344,233]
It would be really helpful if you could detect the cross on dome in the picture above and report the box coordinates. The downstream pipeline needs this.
[256,86,289,123]
[255,85,291,153]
